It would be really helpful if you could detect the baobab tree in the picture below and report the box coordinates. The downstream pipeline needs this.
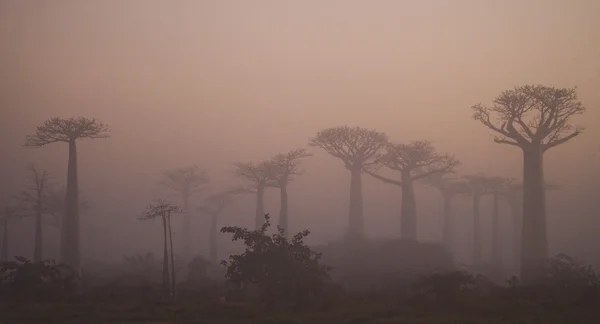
[365,141,458,240]
[233,161,278,229]
[159,165,210,260]
[197,190,237,263]
[462,174,495,266]
[17,165,53,262]
[486,176,512,267]
[472,85,585,283]
[1,206,19,261]
[138,199,180,298]
[421,173,469,251]
[310,126,388,239]
[24,117,109,270]
[268,148,312,237]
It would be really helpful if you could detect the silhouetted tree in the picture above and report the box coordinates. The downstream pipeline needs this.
[365,141,458,240]
[24,117,109,271]
[473,85,585,283]
[421,173,469,251]
[138,199,180,298]
[485,176,512,267]
[1,206,19,261]
[17,165,53,262]
[310,126,388,239]
[462,174,495,266]
[197,190,237,264]
[269,148,312,238]
[159,165,210,260]
[233,161,278,229]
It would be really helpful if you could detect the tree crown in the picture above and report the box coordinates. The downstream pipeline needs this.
[269,148,312,185]
[24,117,109,147]
[138,199,180,221]
[159,165,210,196]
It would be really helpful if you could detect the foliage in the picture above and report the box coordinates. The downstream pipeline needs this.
[411,270,475,305]
[220,214,331,309]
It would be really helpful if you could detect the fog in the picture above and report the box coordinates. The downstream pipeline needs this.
[1,1,599,269]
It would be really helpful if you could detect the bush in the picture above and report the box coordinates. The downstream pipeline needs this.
[410,270,475,305]
[220,214,331,310]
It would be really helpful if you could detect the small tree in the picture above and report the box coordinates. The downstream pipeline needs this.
[365,140,458,240]
[269,148,312,238]
[138,199,180,298]
[221,214,331,309]
[462,174,495,266]
[17,165,53,263]
[24,117,109,271]
[472,85,585,283]
[159,165,210,260]
[197,190,237,264]
[310,126,388,239]
[485,176,512,267]
[233,161,278,229]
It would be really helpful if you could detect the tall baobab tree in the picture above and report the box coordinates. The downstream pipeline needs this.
[233,161,278,229]
[421,173,469,251]
[472,85,585,283]
[486,176,512,267]
[1,206,19,261]
[269,148,312,237]
[462,174,495,266]
[197,190,237,264]
[24,117,109,270]
[159,165,210,260]
[138,199,180,298]
[18,165,53,263]
[365,141,458,240]
[310,126,388,239]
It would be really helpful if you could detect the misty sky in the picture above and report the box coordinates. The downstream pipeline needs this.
[1,1,599,264]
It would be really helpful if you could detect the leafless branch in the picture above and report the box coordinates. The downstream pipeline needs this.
[24,117,110,147]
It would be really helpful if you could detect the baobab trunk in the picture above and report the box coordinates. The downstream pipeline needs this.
[473,195,482,266]
[1,214,8,261]
[278,185,289,238]
[400,174,417,241]
[162,216,170,295]
[182,192,191,260]
[509,199,522,271]
[442,194,454,251]
[255,184,265,229]
[491,193,501,266]
[34,199,43,263]
[62,139,80,271]
[348,167,364,239]
[168,214,176,299]
[209,214,218,264]
[521,147,547,284]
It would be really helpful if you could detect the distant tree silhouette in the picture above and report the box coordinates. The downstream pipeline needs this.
[197,190,237,264]
[485,176,513,267]
[462,174,495,266]
[473,85,585,284]
[365,141,458,240]
[421,173,469,251]
[310,126,388,239]
[1,206,19,261]
[233,161,278,229]
[268,148,312,238]
[159,165,210,260]
[24,117,109,271]
[17,165,53,262]
[138,199,180,298]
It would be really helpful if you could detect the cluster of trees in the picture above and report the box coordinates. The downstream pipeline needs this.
[0,84,587,287]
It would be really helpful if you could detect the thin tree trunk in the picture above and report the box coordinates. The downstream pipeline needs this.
[162,216,170,295]
[209,213,218,264]
[348,167,364,239]
[521,146,547,284]
[1,215,8,261]
[63,139,80,271]
[255,184,265,229]
[473,194,482,266]
[34,199,43,263]
[400,173,417,241]
[167,214,176,300]
[509,199,522,272]
[491,192,501,266]
[442,193,454,251]
[278,185,289,238]
[182,191,191,261]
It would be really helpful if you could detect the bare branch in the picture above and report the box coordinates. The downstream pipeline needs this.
[158,165,210,197]
[24,117,110,147]
[362,169,402,186]
[268,148,312,186]
[138,199,181,221]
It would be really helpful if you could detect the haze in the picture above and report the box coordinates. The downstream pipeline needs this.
[1,0,599,268]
